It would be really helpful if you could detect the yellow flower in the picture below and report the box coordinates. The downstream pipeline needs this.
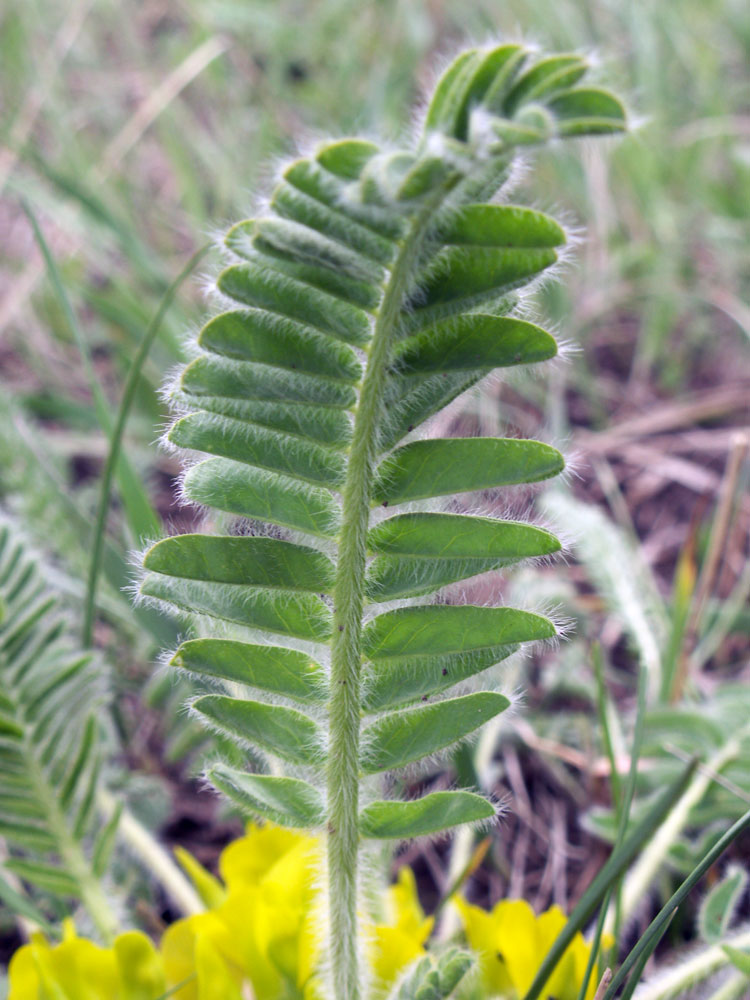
[369,866,434,995]
[8,823,435,1000]
[7,919,165,1000]
[455,896,609,1000]
[164,823,323,1000]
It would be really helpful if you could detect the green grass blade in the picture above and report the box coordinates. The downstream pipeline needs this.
[21,198,162,546]
[82,244,209,644]
[522,759,697,1000]
[602,808,750,999]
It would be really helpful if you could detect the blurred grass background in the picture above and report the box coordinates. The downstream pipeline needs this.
[0,0,749,950]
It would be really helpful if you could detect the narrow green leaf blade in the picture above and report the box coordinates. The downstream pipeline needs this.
[172,639,327,703]
[169,411,346,487]
[143,535,335,593]
[210,764,325,828]
[0,869,53,931]
[374,438,564,505]
[363,605,555,662]
[722,945,750,976]
[199,309,363,381]
[440,205,565,248]
[5,859,79,898]
[218,264,372,346]
[140,575,332,642]
[366,514,561,600]
[195,695,325,766]
[182,459,341,538]
[395,315,557,376]
[363,645,517,713]
[360,791,495,839]
[361,692,510,773]
[181,353,356,409]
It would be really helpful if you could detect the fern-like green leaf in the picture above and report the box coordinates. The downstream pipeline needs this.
[0,518,119,941]
[139,42,626,1000]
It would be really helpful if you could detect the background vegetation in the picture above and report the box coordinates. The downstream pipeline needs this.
[1,0,749,990]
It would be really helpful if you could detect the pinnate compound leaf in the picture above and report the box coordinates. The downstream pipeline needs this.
[361,692,510,773]
[373,438,564,505]
[172,639,327,703]
[210,764,325,829]
[194,695,326,767]
[360,791,494,839]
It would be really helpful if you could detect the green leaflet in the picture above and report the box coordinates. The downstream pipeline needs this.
[698,867,747,944]
[363,645,518,713]
[181,353,357,408]
[363,604,555,662]
[440,203,565,248]
[175,396,352,450]
[366,513,561,600]
[395,314,558,375]
[218,264,372,346]
[389,949,475,1000]
[144,535,335,593]
[210,765,326,829]
[548,87,627,134]
[141,575,332,642]
[169,411,347,487]
[199,309,363,380]
[361,692,510,773]
[182,459,341,538]
[503,55,588,112]
[373,438,564,505]
[408,245,558,317]
[359,791,494,839]
[172,639,327,703]
[195,696,326,767]
[4,859,80,898]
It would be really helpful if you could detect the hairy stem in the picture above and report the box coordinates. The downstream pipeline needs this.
[326,190,448,1000]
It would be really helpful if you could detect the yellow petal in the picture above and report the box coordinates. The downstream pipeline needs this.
[386,867,426,932]
[219,822,305,890]
[161,918,200,1000]
[453,897,514,995]
[114,931,167,1000]
[369,925,427,992]
[195,934,244,1000]
[8,943,43,1000]
[492,899,541,996]
[175,847,226,909]
[38,935,119,1000]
